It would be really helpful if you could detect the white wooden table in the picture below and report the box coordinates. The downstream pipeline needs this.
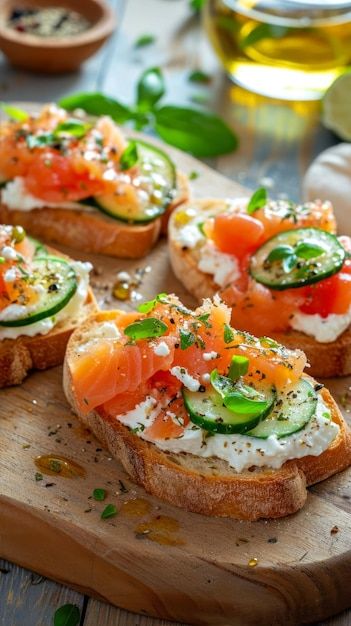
[0,1,349,624]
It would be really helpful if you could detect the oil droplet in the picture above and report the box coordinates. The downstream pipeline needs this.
[135,515,185,546]
[122,498,152,517]
[248,558,258,568]
[113,281,130,301]
[34,455,86,478]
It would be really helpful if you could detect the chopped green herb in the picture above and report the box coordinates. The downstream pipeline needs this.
[190,0,206,11]
[266,245,294,264]
[228,355,249,381]
[93,488,106,501]
[26,132,54,149]
[0,102,29,122]
[101,504,118,520]
[54,118,91,139]
[35,472,43,482]
[188,70,211,84]
[124,317,168,340]
[247,187,267,215]
[189,170,199,180]
[259,336,279,349]
[54,603,80,626]
[49,459,62,473]
[295,241,325,260]
[120,141,138,171]
[224,323,235,344]
[134,34,156,48]
[0,257,5,264]
[180,328,196,350]
[137,293,168,313]
[197,313,211,327]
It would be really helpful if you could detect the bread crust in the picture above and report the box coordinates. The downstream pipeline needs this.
[0,173,189,259]
[168,200,351,378]
[63,313,351,521]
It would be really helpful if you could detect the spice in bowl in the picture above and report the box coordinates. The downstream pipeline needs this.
[7,6,91,38]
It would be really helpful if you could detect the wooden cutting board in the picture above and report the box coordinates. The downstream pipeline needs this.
[0,109,351,626]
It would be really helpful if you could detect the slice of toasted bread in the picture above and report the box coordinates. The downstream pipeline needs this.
[0,246,97,388]
[63,312,351,521]
[0,173,189,259]
[168,199,351,378]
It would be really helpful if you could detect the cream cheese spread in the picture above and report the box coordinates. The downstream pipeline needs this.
[117,392,338,472]
[0,261,91,340]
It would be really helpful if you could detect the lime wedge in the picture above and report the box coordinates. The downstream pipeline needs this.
[322,72,351,140]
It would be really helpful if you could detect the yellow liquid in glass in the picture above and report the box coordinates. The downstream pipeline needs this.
[204,0,351,99]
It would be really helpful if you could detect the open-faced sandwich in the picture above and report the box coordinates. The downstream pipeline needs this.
[63,294,351,520]
[0,223,96,388]
[169,194,351,377]
[0,104,188,258]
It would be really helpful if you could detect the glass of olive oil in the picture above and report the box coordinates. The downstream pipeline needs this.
[204,0,351,100]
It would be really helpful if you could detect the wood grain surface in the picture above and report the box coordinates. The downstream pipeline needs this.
[0,1,349,625]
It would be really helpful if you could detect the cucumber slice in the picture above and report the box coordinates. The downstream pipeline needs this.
[182,384,276,434]
[246,379,317,439]
[85,140,176,224]
[250,227,345,290]
[0,256,77,327]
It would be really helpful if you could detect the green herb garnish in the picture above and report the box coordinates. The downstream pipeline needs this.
[54,118,91,139]
[210,369,269,416]
[224,323,235,344]
[35,472,43,482]
[189,0,206,11]
[26,132,54,149]
[120,141,138,171]
[101,504,118,520]
[54,603,80,626]
[137,293,167,313]
[294,241,325,260]
[228,355,249,381]
[0,102,29,122]
[180,329,196,350]
[93,488,107,501]
[124,317,168,340]
[189,170,199,180]
[134,34,156,48]
[188,70,211,84]
[247,187,267,215]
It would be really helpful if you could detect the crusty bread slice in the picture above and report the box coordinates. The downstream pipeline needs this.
[63,312,351,521]
[0,173,189,259]
[0,243,98,389]
[168,199,351,378]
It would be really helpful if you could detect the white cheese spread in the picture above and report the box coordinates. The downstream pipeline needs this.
[291,308,351,343]
[117,392,338,472]
[170,366,200,391]
[0,261,91,340]
[1,177,88,212]
[198,241,240,287]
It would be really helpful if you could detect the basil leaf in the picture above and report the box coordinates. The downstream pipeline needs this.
[197,312,211,327]
[266,244,294,263]
[188,70,211,84]
[224,323,235,344]
[137,67,165,112]
[137,293,168,314]
[26,132,54,149]
[180,329,196,350]
[0,102,29,122]
[228,355,249,381]
[120,141,138,171]
[54,604,80,626]
[54,118,91,139]
[124,318,168,340]
[211,370,268,415]
[247,187,267,214]
[154,105,238,157]
[93,488,106,501]
[134,34,156,48]
[101,504,118,520]
[59,92,132,124]
[282,254,297,273]
[295,241,325,260]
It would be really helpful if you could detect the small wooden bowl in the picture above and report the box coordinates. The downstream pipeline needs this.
[0,0,116,74]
